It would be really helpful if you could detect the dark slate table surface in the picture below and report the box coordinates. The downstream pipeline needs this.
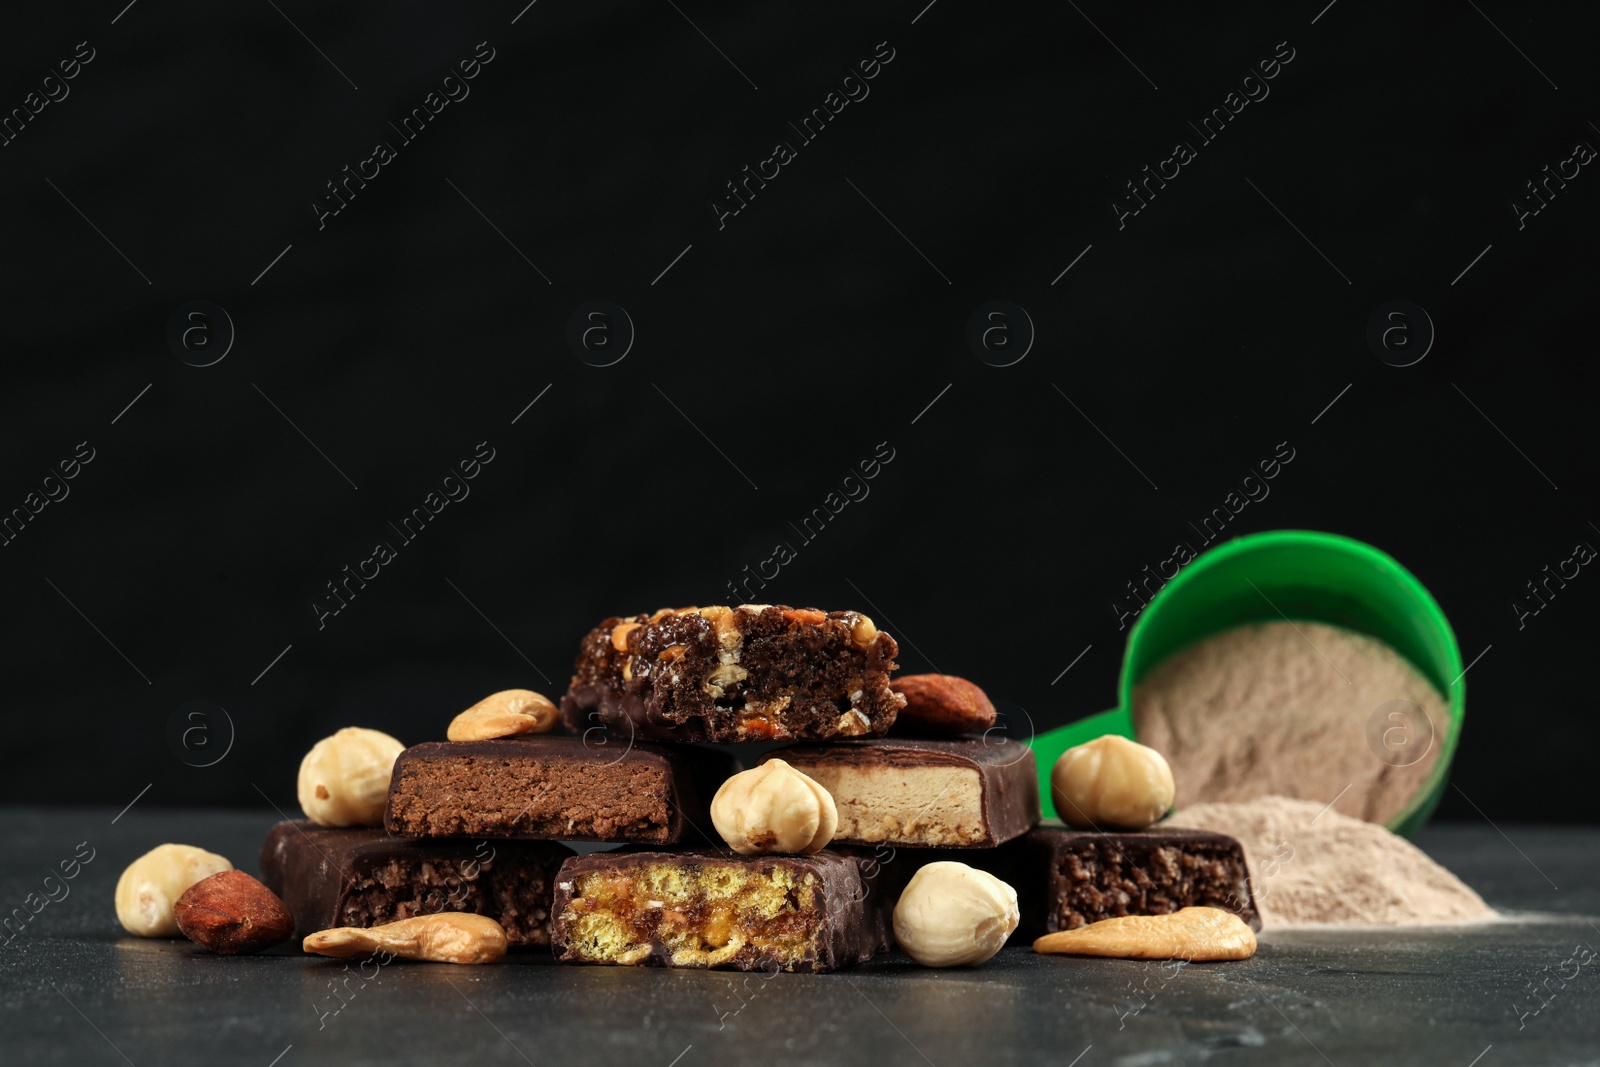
[3,807,1597,1067]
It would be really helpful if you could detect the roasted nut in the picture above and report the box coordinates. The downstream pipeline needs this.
[1033,906,1256,960]
[174,870,294,955]
[447,689,558,741]
[610,622,639,651]
[890,674,997,735]
[893,861,1019,968]
[304,912,508,964]
[849,613,879,649]
[711,760,837,855]
[1051,734,1175,830]
[114,844,233,937]
[297,727,405,827]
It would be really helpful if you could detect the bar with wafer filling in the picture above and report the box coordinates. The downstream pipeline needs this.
[560,605,905,742]
[258,821,572,946]
[763,737,1040,848]
[383,736,735,844]
[551,848,889,972]
[976,824,1260,938]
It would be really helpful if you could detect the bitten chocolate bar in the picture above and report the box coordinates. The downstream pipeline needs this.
[551,848,889,973]
[979,825,1259,938]
[764,738,1040,848]
[560,605,905,742]
[258,821,572,946]
[383,736,735,844]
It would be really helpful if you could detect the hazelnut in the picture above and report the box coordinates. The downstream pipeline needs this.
[849,613,879,648]
[447,689,558,741]
[610,622,639,652]
[1051,734,1174,831]
[297,727,405,827]
[711,759,837,855]
[893,861,1018,968]
[114,844,233,937]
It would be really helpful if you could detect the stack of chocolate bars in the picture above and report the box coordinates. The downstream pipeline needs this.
[259,604,1259,972]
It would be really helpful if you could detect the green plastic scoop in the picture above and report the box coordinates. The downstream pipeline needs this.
[1027,530,1464,836]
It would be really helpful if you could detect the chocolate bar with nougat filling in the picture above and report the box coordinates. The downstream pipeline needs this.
[550,848,890,972]
[258,821,572,946]
[763,737,1040,848]
[559,605,905,743]
[383,736,735,844]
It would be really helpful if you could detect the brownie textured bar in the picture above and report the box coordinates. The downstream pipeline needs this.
[560,605,905,742]
[765,738,1040,848]
[383,736,735,844]
[551,848,887,972]
[984,825,1259,938]
[258,821,572,946]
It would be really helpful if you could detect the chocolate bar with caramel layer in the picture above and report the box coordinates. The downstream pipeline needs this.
[551,848,890,972]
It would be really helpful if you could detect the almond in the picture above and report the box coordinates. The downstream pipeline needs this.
[1032,906,1256,960]
[890,674,997,735]
[174,870,294,955]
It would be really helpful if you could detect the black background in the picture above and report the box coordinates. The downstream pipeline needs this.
[1,2,1594,821]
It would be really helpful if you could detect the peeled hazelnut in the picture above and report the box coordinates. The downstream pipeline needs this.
[115,844,234,937]
[447,689,558,741]
[711,759,837,855]
[893,861,1019,968]
[297,727,405,827]
[849,613,879,648]
[1051,734,1174,831]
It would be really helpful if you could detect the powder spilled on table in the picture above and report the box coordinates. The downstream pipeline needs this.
[1164,796,1497,927]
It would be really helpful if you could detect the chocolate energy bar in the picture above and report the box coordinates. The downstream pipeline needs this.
[551,848,889,972]
[765,738,1040,848]
[383,736,735,845]
[976,825,1260,938]
[259,821,572,946]
[561,605,904,742]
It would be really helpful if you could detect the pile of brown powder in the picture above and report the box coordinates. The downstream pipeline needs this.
[1165,796,1496,926]
[1132,621,1447,825]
